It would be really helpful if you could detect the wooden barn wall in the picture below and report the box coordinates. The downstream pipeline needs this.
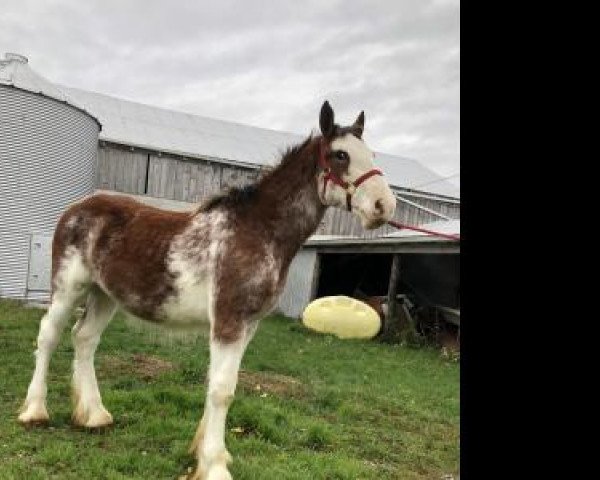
[96,144,459,238]
[96,147,148,194]
[146,155,222,202]
[96,144,260,203]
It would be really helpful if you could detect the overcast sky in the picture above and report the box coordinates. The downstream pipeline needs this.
[1,0,459,188]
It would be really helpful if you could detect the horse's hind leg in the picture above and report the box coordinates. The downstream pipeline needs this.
[71,286,116,428]
[18,297,75,424]
[19,251,90,425]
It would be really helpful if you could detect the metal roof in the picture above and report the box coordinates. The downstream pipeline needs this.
[0,53,101,129]
[62,86,460,199]
[308,219,460,245]
[380,219,460,239]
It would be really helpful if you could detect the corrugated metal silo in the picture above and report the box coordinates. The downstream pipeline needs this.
[0,53,101,301]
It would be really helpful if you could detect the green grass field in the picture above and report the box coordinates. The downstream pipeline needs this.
[0,299,459,479]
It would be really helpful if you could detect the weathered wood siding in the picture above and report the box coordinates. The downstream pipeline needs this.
[96,143,459,238]
[146,155,227,202]
[97,144,259,203]
[96,147,148,194]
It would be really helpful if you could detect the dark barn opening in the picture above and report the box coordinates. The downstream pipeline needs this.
[316,253,460,309]
[317,253,393,298]
[402,254,460,309]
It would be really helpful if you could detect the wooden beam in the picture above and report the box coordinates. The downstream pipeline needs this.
[382,254,401,341]
[309,253,321,300]
[307,242,460,255]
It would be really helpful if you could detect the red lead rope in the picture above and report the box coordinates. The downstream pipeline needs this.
[387,219,460,241]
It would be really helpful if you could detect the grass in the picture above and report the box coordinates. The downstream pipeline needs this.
[0,299,459,479]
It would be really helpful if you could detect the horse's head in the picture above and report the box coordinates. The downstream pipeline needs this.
[316,101,397,229]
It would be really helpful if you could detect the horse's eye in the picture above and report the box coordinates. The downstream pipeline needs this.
[335,151,349,162]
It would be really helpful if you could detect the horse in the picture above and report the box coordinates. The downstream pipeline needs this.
[18,100,397,480]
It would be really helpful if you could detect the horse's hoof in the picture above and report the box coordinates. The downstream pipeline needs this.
[18,417,50,428]
[206,464,233,480]
[18,401,50,426]
[85,410,114,429]
[185,464,232,480]
[185,466,204,480]
[72,404,113,430]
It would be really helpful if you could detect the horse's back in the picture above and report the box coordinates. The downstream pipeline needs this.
[61,193,192,226]
[54,194,191,263]
[52,194,194,320]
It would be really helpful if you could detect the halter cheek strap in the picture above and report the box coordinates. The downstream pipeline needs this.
[318,140,383,211]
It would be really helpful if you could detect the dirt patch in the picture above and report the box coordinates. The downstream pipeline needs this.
[100,354,175,381]
[131,354,174,380]
[238,370,307,398]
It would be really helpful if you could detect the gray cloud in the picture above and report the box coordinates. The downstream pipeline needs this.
[1,0,459,188]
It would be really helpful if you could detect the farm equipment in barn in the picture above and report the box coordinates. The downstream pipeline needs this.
[357,289,460,353]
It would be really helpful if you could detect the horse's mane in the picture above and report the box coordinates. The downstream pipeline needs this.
[198,135,316,213]
[198,184,260,212]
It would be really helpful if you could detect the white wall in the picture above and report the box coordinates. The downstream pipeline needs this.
[277,249,319,319]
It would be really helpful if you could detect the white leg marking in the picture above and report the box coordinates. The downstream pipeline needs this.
[19,249,91,424]
[18,300,72,424]
[71,288,116,428]
[191,323,258,480]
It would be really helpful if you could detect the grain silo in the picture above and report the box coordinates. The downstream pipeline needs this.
[0,53,101,301]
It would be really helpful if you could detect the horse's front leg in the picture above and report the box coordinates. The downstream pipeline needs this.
[190,321,257,480]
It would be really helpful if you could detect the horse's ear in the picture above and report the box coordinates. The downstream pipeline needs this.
[320,101,335,138]
[354,111,365,138]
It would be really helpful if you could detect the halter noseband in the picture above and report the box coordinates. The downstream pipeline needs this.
[318,139,383,211]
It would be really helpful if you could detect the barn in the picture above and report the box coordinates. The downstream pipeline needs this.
[0,52,459,323]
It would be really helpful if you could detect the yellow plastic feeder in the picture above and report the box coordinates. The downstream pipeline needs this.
[301,296,381,339]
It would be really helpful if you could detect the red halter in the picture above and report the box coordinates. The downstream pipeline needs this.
[318,139,383,211]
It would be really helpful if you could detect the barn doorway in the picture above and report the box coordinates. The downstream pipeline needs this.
[316,253,393,298]
[315,253,460,309]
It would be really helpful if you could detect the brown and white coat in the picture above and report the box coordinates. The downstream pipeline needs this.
[18,101,396,480]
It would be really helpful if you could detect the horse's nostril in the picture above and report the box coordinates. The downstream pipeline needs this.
[375,199,384,215]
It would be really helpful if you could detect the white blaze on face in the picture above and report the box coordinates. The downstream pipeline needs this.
[325,134,397,229]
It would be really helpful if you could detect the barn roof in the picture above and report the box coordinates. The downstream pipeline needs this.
[308,219,460,245]
[62,86,460,199]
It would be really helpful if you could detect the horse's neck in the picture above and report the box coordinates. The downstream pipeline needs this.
[188,139,327,268]
[256,141,326,265]
[272,179,326,259]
